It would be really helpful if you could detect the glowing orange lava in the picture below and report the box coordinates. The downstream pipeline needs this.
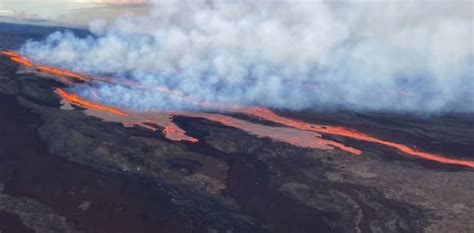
[10,56,33,67]
[53,87,355,151]
[163,123,199,143]
[37,65,89,81]
[241,107,474,168]
[177,112,362,153]
[55,88,128,117]
[4,50,474,169]
[2,51,88,81]
[1,51,19,57]
[2,51,33,67]
[55,88,199,143]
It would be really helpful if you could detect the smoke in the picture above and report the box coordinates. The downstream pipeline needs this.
[19,0,474,112]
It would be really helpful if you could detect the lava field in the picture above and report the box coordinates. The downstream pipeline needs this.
[0,22,473,233]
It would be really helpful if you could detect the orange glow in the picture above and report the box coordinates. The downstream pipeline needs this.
[163,123,199,143]
[10,56,33,67]
[325,141,362,155]
[55,88,128,117]
[178,112,362,153]
[241,107,474,168]
[4,50,474,168]
[37,65,89,81]
[54,88,199,143]
[1,51,241,110]
[53,86,354,150]
[2,51,33,67]
[1,51,88,81]
[1,51,20,58]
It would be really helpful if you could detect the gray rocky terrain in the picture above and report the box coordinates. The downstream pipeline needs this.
[0,22,473,233]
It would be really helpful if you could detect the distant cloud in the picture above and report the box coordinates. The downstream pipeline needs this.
[0,0,150,25]
[96,0,147,3]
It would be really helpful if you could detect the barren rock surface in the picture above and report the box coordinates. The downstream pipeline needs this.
[0,22,473,233]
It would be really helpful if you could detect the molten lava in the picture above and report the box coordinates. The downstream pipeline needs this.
[3,50,474,169]
[37,66,88,81]
[1,51,19,57]
[163,123,199,143]
[55,88,199,143]
[54,87,356,151]
[178,112,362,153]
[2,51,33,67]
[55,88,128,117]
[241,107,474,168]
[2,51,88,81]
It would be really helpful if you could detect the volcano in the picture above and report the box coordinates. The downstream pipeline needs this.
[0,22,473,233]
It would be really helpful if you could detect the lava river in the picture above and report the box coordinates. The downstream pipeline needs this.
[3,50,474,169]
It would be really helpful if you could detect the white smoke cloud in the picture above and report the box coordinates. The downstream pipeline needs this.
[20,0,474,112]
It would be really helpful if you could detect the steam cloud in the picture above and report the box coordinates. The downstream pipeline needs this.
[20,0,474,112]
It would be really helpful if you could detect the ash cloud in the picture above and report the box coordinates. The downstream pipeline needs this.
[20,0,474,112]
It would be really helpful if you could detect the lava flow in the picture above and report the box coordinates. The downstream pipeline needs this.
[2,51,33,67]
[55,88,198,143]
[55,88,128,117]
[2,51,89,82]
[37,65,88,81]
[54,87,358,152]
[4,50,474,169]
[179,112,362,154]
[242,107,474,168]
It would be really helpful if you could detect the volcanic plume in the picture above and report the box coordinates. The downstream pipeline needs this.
[17,0,474,112]
[3,50,474,169]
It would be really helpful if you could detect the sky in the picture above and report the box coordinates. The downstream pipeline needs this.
[0,0,149,25]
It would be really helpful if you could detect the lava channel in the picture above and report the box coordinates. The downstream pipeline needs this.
[54,87,359,152]
[4,50,474,169]
[2,51,89,82]
[241,107,474,168]
[55,88,198,143]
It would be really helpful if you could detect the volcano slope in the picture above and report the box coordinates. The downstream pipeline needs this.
[0,22,473,233]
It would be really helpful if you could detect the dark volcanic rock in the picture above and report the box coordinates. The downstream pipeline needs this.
[0,22,473,233]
